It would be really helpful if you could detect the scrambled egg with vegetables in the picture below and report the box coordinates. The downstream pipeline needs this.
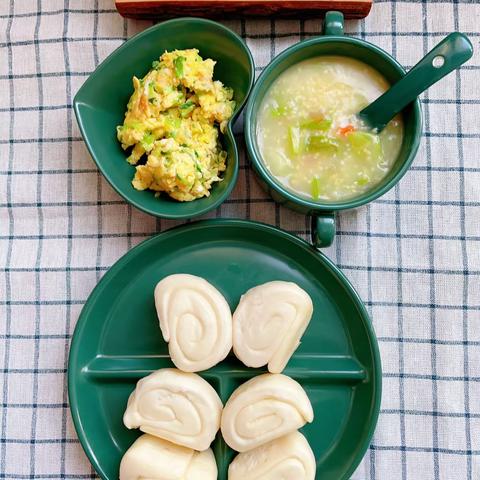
[117,49,235,201]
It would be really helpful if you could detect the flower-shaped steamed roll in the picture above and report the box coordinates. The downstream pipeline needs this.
[228,431,315,480]
[123,368,222,451]
[221,373,314,452]
[155,274,232,372]
[233,281,313,373]
[120,434,217,480]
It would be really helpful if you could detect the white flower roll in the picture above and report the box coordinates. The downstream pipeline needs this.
[120,433,217,480]
[221,373,314,452]
[155,274,233,372]
[123,368,222,451]
[228,431,315,480]
[233,281,313,373]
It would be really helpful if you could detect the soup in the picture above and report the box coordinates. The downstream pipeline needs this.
[257,56,404,202]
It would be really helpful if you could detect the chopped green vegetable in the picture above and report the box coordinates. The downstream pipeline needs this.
[269,98,290,117]
[306,135,339,152]
[347,131,376,148]
[348,131,382,159]
[164,116,182,137]
[179,100,196,117]
[124,120,143,131]
[179,100,195,109]
[301,119,332,132]
[165,116,181,129]
[151,60,161,69]
[140,132,155,151]
[311,177,321,199]
[194,161,203,174]
[271,108,283,117]
[357,174,370,186]
[148,82,156,100]
[289,121,338,155]
[174,56,186,78]
[176,173,190,186]
[288,126,302,155]
[176,91,186,105]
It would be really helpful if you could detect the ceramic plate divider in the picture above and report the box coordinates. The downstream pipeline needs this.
[83,354,367,473]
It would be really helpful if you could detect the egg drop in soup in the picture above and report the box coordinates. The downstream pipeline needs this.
[257,56,404,202]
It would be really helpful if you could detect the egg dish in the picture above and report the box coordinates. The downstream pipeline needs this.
[117,49,235,201]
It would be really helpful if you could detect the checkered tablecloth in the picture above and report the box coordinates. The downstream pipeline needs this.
[1,0,479,478]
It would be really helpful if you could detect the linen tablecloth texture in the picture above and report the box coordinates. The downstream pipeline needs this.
[1,0,479,478]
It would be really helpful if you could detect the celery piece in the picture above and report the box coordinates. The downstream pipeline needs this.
[151,60,160,69]
[269,107,283,117]
[270,107,285,117]
[348,131,382,159]
[288,126,302,155]
[357,174,370,186]
[174,56,186,78]
[301,119,332,132]
[269,98,290,117]
[290,122,337,155]
[311,177,321,199]
[347,131,375,148]
[306,135,339,152]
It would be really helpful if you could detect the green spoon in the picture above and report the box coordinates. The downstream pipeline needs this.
[358,32,473,132]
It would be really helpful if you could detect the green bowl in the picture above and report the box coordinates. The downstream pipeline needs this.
[74,18,254,219]
[244,11,423,247]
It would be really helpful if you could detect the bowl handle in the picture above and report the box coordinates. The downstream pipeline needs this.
[311,213,336,249]
[324,11,344,36]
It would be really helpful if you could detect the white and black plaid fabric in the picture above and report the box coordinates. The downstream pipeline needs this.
[1,1,479,478]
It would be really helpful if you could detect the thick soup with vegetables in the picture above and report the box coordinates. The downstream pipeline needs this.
[257,56,403,202]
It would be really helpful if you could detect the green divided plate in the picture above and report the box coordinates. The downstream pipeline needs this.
[68,219,381,479]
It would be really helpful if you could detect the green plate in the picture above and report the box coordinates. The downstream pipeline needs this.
[68,219,381,479]
[73,18,254,219]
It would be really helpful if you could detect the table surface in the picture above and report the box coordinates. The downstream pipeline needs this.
[1,1,479,479]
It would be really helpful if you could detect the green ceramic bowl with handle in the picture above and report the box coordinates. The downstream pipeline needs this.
[244,11,423,247]
[74,18,254,219]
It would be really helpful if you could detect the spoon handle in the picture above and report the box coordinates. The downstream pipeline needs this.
[359,32,473,132]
